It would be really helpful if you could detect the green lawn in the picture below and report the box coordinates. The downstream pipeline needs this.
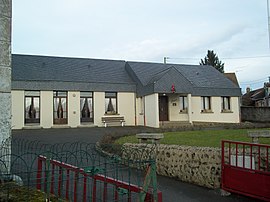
[115,129,270,148]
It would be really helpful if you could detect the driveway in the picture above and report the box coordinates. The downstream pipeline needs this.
[12,127,258,202]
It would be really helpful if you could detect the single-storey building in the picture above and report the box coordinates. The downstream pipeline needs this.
[11,54,241,129]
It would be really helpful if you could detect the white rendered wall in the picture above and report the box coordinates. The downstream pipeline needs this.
[191,96,240,123]
[68,91,80,128]
[40,91,53,128]
[94,92,105,126]
[145,93,159,128]
[11,91,24,129]
[118,92,135,126]
[168,94,189,122]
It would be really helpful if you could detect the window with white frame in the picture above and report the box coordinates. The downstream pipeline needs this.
[221,96,231,112]
[25,91,40,124]
[53,91,68,124]
[80,92,93,122]
[179,96,188,112]
[201,96,211,112]
[105,92,117,114]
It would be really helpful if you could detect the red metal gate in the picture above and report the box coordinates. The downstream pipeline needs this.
[36,155,162,202]
[221,140,270,201]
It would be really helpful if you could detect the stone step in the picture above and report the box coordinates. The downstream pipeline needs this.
[159,121,192,128]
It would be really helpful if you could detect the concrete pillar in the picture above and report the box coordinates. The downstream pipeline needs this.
[187,94,193,124]
[0,0,12,173]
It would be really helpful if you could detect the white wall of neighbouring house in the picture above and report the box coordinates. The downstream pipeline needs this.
[168,94,189,122]
[118,92,135,126]
[94,92,105,126]
[145,93,159,128]
[191,96,240,123]
[11,90,24,129]
[40,91,53,128]
[68,91,80,128]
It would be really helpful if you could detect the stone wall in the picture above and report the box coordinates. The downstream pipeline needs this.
[123,143,222,189]
[241,106,270,123]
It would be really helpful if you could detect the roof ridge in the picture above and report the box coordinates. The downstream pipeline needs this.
[12,54,126,63]
[147,66,176,85]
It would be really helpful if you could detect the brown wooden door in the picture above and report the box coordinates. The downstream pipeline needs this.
[159,96,168,121]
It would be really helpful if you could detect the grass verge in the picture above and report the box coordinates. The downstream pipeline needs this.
[115,128,270,148]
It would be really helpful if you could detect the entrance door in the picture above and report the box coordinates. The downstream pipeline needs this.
[159,96,168,121]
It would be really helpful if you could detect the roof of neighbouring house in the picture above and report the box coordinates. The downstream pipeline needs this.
[242,88,264,106]
[11,54,241,97]
[224,73,240,87]
[242,82,270,106]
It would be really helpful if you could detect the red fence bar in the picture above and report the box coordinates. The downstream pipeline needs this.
[36,158,42,190]
[267,148,269,171]
[242,145,245,168]
[92,178,97,202]
[37,155,163,202]
[58,167,62,196]
[103,181,107,202]
[50,164,55,194]
[74,170,78,202]
[83,174,87,202]
[65,169,70,200]
[222,140,270,201]
[114,186,119,201]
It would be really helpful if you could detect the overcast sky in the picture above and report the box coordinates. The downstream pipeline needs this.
[12,0,270,92]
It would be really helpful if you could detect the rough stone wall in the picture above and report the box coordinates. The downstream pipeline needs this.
[241,106,270,123]
[156,145,221,189]
[123,144,222,189]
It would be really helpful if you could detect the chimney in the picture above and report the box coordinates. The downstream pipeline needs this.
[246,87,251,93]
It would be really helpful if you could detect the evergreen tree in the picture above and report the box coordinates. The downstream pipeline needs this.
[200,50,224,73]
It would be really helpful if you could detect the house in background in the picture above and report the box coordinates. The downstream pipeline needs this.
[242,82,270,107]
[224,73,240,87]
[11,54,241,129]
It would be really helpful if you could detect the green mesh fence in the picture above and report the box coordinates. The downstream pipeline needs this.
[0,137,161,201]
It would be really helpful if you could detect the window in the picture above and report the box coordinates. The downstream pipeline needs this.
[53,91,67,124]
[179,96,188,112]
[80,92,93,122]
[201,96,211,112]
[25,91,40,124]
[221,96,231,112]
[105,92,117,114]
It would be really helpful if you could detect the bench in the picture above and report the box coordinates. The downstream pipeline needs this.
[101,116,125,127]
[136,133,164,144]
[247,130,270,143]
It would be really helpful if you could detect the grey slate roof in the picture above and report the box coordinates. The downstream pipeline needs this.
[12,54,136,92]
[126,61,241,96]
[11,54,241,97]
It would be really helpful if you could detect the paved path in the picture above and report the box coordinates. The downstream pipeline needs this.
[12,127,258,202]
